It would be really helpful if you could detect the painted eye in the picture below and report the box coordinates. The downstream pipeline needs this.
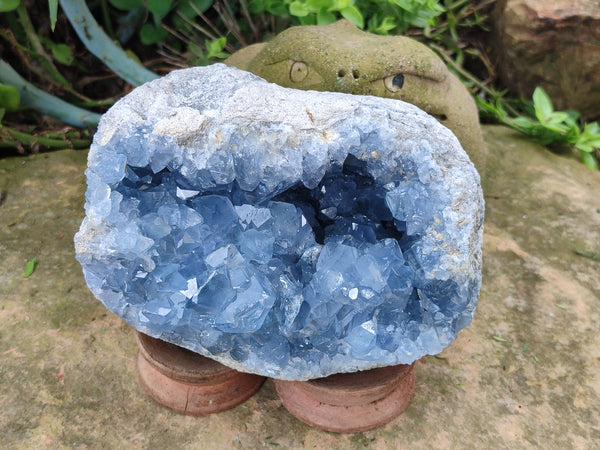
[290,61,308,83]
[384,74,404,92]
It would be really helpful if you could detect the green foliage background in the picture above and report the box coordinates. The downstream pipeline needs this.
[0,0,597,168]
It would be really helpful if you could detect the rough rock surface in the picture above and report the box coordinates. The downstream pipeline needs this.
[225,20,487,173]
[492,0,600,120]
[74,64,484,380]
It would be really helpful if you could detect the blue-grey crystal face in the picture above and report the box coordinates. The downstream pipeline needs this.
[75,64,484,380]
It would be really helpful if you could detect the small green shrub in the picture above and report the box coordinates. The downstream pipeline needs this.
[105,0,223,61]
[248,0,444,33]
[479,87,600,170]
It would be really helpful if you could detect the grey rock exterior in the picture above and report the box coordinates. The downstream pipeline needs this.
[75,64,484,380]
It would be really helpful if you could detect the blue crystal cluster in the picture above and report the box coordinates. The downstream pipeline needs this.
[75,64,484,380]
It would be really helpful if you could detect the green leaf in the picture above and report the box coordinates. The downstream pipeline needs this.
[584,122,600,135]
[289,1,310,17]
[564,109,580,123]
[0,0,19,12]
[247,0,266,14]
[139,23,168,45]
[297,14,316,25]
[306,0,327,11]
[511,116,536,130]
[475,97,506,121]
[328,0,350,10]
[581,151,599,170]
[532,87,554,122]
[586,138,600,148]
[205,37,228,59]
[541,119,569,134]
[492,336,507,342]
[49,0,58,31]
[146,0,172,17]
[389,0,414,12]
[0,83,20,112]
[186,41,208,65]
[547,111,569,124]
[340,5,364,28]
[316,8,336,25]
[51,43,74,66]
[24,257,37,277]
[265,1,288,16]
[574,248,600,260]
[184,0,212,16]
[575,128,600,151]
[369,15,397,35]
[108,0,143,10]
[575,143,594,153]
[564,126,580,142]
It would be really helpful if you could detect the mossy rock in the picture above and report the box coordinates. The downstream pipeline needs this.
[225,20,486,174]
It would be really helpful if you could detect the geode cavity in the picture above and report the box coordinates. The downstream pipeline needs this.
[75,64,484,380]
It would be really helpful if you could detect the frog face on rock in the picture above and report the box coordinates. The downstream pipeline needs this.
[225,20,486,173]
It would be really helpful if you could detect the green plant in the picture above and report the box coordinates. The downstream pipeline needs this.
[0,0,239,154]
[364,0,445,33]
[247,0,445,32]
[249,0,364,27]
[187,36,229,65]
[0,66,92,151]
[0,0,20,12]
[479,87,600,170]
[24,256,37,277]
[98,0,231,66]
[0,0,98,152]
[412,1,599,170]
[58,0,159,86]
[0,0,597,172]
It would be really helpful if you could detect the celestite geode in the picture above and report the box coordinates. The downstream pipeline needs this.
[74,64,484,380]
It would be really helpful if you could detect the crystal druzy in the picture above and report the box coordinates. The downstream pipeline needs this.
[75,64,484,380]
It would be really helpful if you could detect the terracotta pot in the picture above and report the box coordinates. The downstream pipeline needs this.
[274,364,415,433]
[135,331,265,415]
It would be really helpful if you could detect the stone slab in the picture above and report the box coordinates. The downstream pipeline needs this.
[0,125,599,447]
